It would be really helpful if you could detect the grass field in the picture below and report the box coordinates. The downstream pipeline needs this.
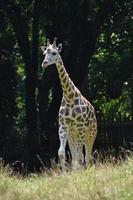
[0,156,133,200]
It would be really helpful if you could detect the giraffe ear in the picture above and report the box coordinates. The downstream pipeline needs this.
[57,43,62,53]
[41,46,46,52]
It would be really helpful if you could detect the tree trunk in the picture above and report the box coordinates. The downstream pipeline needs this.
[3,0,41,170]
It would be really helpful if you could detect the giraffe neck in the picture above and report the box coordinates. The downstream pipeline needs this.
[56,57,76,103]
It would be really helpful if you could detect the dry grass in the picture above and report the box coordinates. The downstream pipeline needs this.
[0,155,133,200]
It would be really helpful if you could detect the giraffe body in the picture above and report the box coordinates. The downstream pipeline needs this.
[41,38,97,170]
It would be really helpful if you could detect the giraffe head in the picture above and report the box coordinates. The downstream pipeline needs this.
[41,38,62,68]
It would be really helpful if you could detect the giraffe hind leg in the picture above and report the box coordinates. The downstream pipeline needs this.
[84,119,97,167]
[68,139,84,170]
[84,134,96,167]
[77,143,84,166]
[84,142,94,167]
[68,140,78,169]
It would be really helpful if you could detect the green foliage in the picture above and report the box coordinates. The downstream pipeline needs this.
[94,86,132,121]
[87,0,133,120]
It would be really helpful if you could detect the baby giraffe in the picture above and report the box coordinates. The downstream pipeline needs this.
[41,38,97,170]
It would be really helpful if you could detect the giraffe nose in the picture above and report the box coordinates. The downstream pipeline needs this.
[42,61,48,68]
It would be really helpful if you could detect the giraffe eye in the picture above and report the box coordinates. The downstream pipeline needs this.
[52,52,56,56]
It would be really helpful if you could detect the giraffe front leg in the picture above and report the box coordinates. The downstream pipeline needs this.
[58,127,67,171]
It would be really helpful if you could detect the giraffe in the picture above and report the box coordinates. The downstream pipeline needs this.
[41,38,97,170]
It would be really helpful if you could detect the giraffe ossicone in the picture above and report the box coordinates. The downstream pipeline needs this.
[41,38,97,170]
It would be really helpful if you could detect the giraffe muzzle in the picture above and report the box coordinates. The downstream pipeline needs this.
[42,61,48,68]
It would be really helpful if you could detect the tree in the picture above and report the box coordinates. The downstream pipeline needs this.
[0,8,19,161]
[1,0,41,170]
[88,0,133,120]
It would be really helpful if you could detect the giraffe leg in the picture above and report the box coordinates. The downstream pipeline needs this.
[68,138,79,169]
[84,141,94,167]
[84,120,97,167]
[84,132,96,167]
[77,143,84,166]
[58,127,67,171]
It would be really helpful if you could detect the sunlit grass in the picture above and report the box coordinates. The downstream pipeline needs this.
[0,154,133,200]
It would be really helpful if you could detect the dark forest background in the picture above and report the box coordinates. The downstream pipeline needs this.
[0,0,133,171]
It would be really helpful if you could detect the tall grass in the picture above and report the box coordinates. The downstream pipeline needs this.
[0,154,133,200]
